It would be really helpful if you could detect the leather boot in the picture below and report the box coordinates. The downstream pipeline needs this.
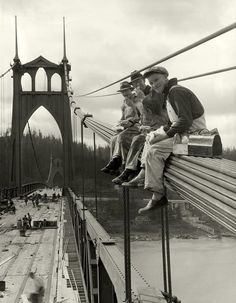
[122,168,145,187]
[112,169,137,185]
[138,196,168,214]
[101,156,122,174]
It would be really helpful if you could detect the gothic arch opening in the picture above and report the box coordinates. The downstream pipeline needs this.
[22,106,62,184]
[51,73,62,91]
[35,67,47,91]
[21,73,32,91]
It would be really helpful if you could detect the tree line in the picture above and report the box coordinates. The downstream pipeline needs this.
[0,130,235,190]
[0,130,111,191]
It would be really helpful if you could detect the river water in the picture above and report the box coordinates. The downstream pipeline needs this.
[86,194,236,302]
[128,237,236,303]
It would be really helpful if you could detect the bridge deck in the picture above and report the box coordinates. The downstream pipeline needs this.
[0,191,82,303]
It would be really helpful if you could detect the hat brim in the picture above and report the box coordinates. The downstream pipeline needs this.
[130,76,143,82]
[144,70,166,78]
[117,87,134,92]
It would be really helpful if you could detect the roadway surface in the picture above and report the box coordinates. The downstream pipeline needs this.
[0,189,62,302]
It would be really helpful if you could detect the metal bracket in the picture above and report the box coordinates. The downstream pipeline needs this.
[73,106,80,115]
[81,113,93,128]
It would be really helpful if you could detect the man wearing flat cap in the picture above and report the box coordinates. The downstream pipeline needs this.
[101,81,141,174]
[138,65,207,214]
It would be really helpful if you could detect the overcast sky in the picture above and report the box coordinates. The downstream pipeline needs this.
[0,0,235,147]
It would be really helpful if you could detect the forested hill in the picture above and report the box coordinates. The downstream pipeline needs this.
[0,130,235,189]
[0,130,110,188]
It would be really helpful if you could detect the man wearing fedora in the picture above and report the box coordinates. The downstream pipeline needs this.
[111,71,153,184]
[138,66,207,214]
[101,81,141,175]
[130,70,151,96]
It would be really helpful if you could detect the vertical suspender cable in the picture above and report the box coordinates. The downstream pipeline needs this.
[27,122,43,182]
[0,78,3,192]
[165,206,172,302]
[80,119,87,276]
[123,187,132,303]
[161,208,168,293]
[0,78,3,137]
[93,132,98,219]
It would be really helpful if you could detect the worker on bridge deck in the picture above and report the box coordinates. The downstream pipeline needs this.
[138,66,207,214]
[101,81,141,174]
[28,271,45,303]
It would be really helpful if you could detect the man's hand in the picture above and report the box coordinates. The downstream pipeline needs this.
[139,125,151,134]
[112,125,124,132]
[146,126,168,144]
[149,132,168,144]
[119,119,132,127]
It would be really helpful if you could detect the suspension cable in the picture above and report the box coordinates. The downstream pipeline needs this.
[72,65,236,101]
[178,65,236,82]
[0,64,16,79]
[27,122,44,181]
[78,22,236,97]
[75,92,121,98]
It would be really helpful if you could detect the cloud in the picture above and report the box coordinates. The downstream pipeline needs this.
[0,0,235,148]
[207,113,236,148]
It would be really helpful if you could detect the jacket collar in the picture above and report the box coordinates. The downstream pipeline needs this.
[163,78,178,98]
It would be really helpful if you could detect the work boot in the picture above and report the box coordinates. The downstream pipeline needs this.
[122,168,145,187]
[101,156,122,174]
[112,169,137,185]
[138,196,168,215]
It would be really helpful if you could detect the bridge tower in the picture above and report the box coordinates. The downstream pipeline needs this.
[10,18,73,192]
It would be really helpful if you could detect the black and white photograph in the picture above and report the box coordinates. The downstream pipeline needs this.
[0,1,236,302]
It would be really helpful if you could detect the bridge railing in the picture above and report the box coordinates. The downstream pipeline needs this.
[0,182,46,200]
[66,188,164,303]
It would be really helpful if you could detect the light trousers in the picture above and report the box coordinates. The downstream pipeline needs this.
[144,137,174,199]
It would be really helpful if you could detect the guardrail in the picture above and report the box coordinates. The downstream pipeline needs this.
[67,188,164,303]
[0,182,46,200]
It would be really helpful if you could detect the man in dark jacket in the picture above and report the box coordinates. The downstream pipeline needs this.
[138,66,207,214]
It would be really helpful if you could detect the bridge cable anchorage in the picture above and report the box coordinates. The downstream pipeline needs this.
[78,21,236,97]
[27,122,44,182]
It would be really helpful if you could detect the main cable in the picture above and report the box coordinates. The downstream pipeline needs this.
[178,65,236,82]
[79,22,236,97]
[75,92,120,98]
[73,65,236,101]
[0,64,16,79]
